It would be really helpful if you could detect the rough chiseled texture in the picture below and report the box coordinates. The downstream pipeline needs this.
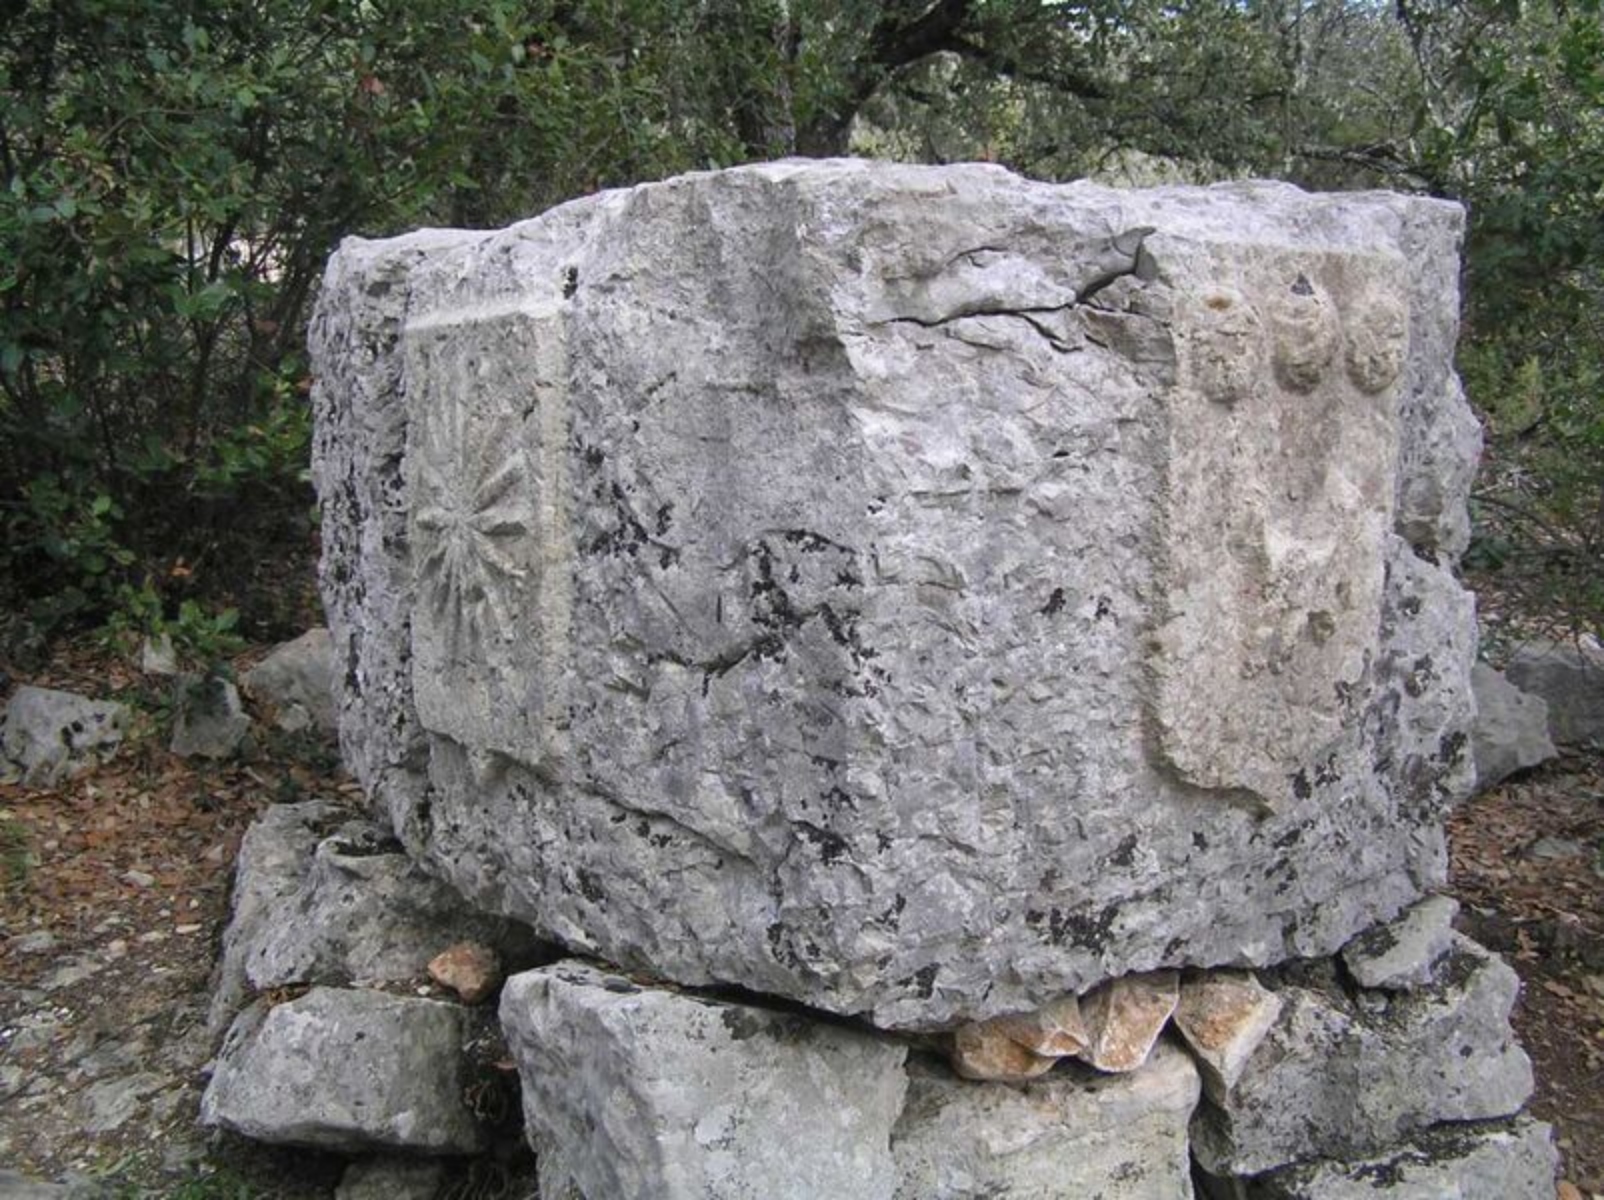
[1191,936,1533,1175]
[893,1039,1202,1199]
[312,159,1480,1029]
[201,987,485,1153]
[499,961,908,1200]
[1241,1117,1558,1199]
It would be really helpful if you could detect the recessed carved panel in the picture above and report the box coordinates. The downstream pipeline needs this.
[404,308,566,763]
[1155,258,1403,808]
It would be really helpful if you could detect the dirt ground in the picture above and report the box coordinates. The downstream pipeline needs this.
[1,636,1601,1197]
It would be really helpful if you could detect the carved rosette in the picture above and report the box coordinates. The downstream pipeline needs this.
[413,397,537,655]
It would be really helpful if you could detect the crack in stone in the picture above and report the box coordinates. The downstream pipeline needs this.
[876,227,1156,350]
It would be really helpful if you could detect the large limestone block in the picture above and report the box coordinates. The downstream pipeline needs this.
[499,961,909,1200]
[200,987,485,1153]
[313,160,1481,1028]
[892,1038,1201,1199]
[1243,1116,1558,1199]
[1191,935,1533,1174]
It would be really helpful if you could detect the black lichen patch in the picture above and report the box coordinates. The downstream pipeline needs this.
[1041,587,1067,616]
[1437,729,1468,767]
[795,820,850,864]
[1108,833,1140,869]
[1026,904,1118,950]
[561,265,579,298]
[575,868,607,904]
[766,922,804,971]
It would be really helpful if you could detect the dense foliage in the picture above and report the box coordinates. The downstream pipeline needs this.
[2,0,1599,648]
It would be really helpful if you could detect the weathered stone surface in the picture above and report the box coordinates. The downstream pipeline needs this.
[1172,971,1281,1099]
[428,941,502,1004]
[893,1038,1201,1199]
[1243,1116,1558,1199]
[950,1017,1058,1083]
[1080,971,1179,1073]
[169,675,249,760]
[499,960,908,1200]
[1506,638,1604,747]
[1192,935,1533,1174]
[1339,894,1457,990]
[1471,662,1557,789]
[201,987,484,1153]
[208,803,538,1037]
[0,686,126,787]
[243,627,338,734]
[314,160,1480,1028]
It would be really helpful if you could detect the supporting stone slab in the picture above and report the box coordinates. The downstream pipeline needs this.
[201,987,485,1153]
[1242,1116,1559,1199]
[1192,936,1533,1175]
[498,961,909,1200]
[892,1038,1201,1199]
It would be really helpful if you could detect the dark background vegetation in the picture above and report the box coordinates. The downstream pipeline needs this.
[2,0,1600,660]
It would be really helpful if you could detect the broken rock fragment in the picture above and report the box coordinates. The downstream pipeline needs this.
[1079,971,1180,1073]
[992,993,1090,1057]
[428,941,502,1004]
[1172,970,1282,1099]
[0,685,126,786]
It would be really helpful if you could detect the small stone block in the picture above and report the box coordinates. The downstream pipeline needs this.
[1341,895,1459,990]
[950,1018,1058,1083]
[993,993,1090,1058]
[1079,971,1180,1073]
[428,941,502,1004]
[1173,970,1282,1099]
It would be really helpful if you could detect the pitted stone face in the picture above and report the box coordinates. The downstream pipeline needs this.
[312,161,1479,1030]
